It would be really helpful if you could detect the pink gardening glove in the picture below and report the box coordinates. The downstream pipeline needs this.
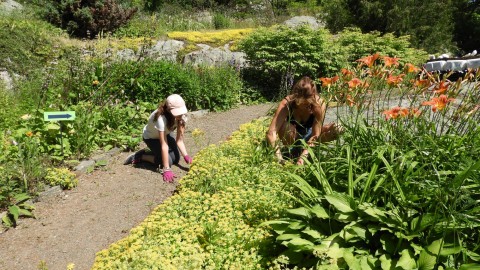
[184,155,193,164]
[162,170,175,183]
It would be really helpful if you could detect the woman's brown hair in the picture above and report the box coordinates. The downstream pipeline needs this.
[154,101,175,131]
[290,76,320,107]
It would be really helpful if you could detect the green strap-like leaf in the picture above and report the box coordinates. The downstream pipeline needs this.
[14,193,31,203]
[459,264,480,270]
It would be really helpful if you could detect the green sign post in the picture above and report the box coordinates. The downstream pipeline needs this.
[43,111,76,157]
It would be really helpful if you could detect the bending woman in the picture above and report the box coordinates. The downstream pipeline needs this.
[124,94,193,182]
[266,76,340,165]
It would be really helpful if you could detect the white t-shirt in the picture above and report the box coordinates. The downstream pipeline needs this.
[142,110,176,139]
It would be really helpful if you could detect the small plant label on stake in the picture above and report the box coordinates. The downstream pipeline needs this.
[43,111,76,157]
[43,111,76,121]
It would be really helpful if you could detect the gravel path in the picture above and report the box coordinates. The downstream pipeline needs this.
[0,103,276,270]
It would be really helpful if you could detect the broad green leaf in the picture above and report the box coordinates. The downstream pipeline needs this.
[440,241,462,256]
[360,204,387,220]
[47,123,60,131]
[397,249,416,270]
[347,222,367,240]
[418,239,443,270]
[325,193,355,213]
[277,234,302,241]
[287,238,315,252]
[286,207,310,218]
[327,243,345,259]
[311,204,329,219]
[380,233,397,254]
[360,255,378,270]
[8,205,20,222]
[302,229,322,240]
[411,213,437,232]
[343,248,361,269]
[333,212,357,222]
[2,215,13,227]
[288,221,306,230]
[281,249,304,264]
[379,254,393,270]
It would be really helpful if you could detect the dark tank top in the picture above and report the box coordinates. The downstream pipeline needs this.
[285,98,314,135]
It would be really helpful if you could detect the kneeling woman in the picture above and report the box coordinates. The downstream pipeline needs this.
[266,76,340,165]
[125,94,193,182]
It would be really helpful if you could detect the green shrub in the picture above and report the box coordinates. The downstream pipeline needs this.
[212,12,232,29]
[84,59,245,111]
[41,0,137,38]
[335,27,429,65]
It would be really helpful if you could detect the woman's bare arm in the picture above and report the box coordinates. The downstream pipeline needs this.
[266,98,289,159]
[158,131,170,169]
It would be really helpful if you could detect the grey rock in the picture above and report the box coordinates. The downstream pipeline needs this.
[37,186,64,202]
[74,160,96,173]
[144,39,185,62]
[0,69,14,91]
[188,110,209,119]
[183,46,247,68]
[284,16,322,29]
[116,49,137,61]
[91,147,121,162]
[0,0,23,14]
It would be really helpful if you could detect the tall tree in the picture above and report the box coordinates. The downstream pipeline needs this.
[453,0,480,53]
[321,0,456,54]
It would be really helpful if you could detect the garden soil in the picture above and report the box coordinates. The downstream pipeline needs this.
[0,103,276,270]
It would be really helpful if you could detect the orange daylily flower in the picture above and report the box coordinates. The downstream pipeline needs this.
[348,78,362,88]
[433,81,449,94]
[356,53,380,67]
[386,74,404,86]
[346,95,356,107]
[422,95,455,112]
[410,108,422,117]
[25,131,33,137]
[341,68,354,78]
[383,106,409,120]
[319,76,339,87]
[405,63,420,73]
[414,79,430,88]
[92,80,99,86]
[383,56,400,67]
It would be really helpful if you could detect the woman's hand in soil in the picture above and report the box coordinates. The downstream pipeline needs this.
[162,169,175,182]
[184,155,193,164]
